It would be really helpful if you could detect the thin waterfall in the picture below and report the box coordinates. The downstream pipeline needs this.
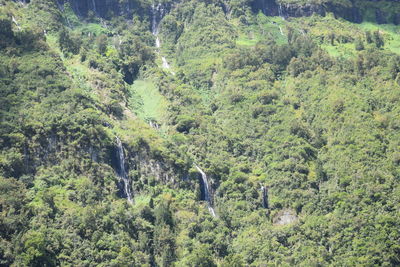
[151,3,175,74]
[12,16,21,31]
[116,137,133,203]
[155,36,161,48]
[91,0,97,15]
[194,164,216,217]
[23,144,29,171]
[162,57,171,69]
[151,3,158,35]
[261,186,268,209]
[278,4,285,20]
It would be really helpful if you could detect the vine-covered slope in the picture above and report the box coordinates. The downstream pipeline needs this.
[1,0,400,266]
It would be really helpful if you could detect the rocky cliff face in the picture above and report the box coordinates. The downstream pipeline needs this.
[251,0,359,22]
[14,0,400,24]
[55,0,174,22]
[124,145,188,187]
[251,0,400,24]
[56,0,145,18]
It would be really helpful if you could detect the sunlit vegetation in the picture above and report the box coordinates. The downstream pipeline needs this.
[1,0,400,266]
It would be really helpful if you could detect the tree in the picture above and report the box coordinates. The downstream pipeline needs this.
[221,254,245,267]
[58,28,81,54]
[328,33,335,46]
[355,38,364,51]
[365,31,373,43]
[187,244,217,267]
[388,55,400,79]
[0,19,13,48]
[96,34,108,55]
[373,30,384,48]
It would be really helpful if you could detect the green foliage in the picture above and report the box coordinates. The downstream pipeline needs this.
[354,37,364,51]
[185,244,216,267]
[95,34,108,55]
[58,28,81,54]
[373,30,384,48]
[1,0,400,266]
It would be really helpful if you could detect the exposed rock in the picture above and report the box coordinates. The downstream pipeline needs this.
[252,0,325,18]
[251,0,279,16]
[252,0,362,23]
[56,0,148,18]
[281,3,326,18]
[328,4,363,23]
[273,209,298,225]
[123,144,187,186]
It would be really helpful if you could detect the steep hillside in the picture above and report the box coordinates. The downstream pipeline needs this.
[1,0,400,266]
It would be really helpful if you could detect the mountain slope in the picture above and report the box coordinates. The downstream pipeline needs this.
[1,0,400,266]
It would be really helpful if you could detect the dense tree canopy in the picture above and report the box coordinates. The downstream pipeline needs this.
[1,0,400,266]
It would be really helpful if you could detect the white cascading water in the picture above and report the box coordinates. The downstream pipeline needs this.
[12,16,21,31]
[279,4,285,20]
[161,57,171,69]
[151,3,159,35]
[155,36,161,48]
[91,0,97,15]
[261,186,268,209]
[194,164,216,217]
[116,137,133,203]
[151,3,175,74]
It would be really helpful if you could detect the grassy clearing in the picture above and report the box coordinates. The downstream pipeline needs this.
[290,14,400,57]
[74,23,109,35]
[321,42,356,58]
[358,22,400,54]
[128,80,167,124]
[236,14,287,46]
[132,194,151,208]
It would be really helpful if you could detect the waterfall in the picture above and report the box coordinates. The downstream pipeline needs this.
[91,0,98,15]
[151,3,175,74]
[23,144,29,171]
[151,4,158,35]
[162,57,171,69]
[116,137,133,203]
[278,4,285,20]
[12,16,21,31]
[194,164,216,217]
[155,36,161,48]
[261,186,268,209]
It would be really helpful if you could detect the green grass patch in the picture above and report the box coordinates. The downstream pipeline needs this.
[132,194,152,208]
[236,13,287,46]
[128,80,167,125]
[359,22,400,54]
[321,42,356,58]
[74,23,109,35]
[289,15,400,57]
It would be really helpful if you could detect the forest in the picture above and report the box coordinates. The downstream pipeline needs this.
[0,0,400,266]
